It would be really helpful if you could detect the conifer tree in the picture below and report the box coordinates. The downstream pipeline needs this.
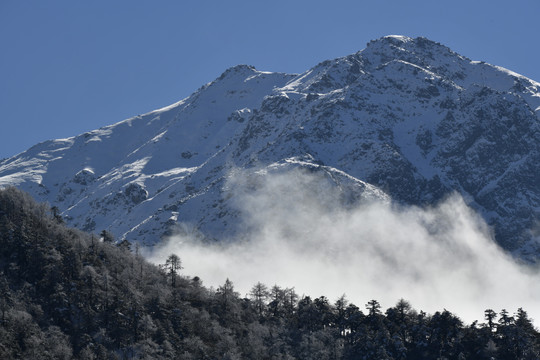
[163,254,182,287]
[249,282,269,318]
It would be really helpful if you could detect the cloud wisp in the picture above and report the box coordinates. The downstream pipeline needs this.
[147,168,540,324]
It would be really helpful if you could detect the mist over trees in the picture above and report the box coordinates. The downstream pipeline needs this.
[0,187,539,359]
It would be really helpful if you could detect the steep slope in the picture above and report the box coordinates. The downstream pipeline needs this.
[0,66,299,243]
[1,35,540,259]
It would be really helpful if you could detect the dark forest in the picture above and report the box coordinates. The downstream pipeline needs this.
[0,187,538,359]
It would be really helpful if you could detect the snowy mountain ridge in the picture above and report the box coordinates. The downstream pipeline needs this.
[2,35,540,259]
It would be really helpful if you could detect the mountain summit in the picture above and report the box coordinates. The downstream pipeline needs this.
[2,36,540,259]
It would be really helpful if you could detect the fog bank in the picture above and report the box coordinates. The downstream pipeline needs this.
[147,169,540,324]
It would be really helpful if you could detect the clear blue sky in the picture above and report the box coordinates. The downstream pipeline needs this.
[1,0,539,159]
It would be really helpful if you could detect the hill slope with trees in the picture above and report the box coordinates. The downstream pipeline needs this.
[0,187,539,359]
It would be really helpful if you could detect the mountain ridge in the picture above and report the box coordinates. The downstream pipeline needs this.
[1,35,540,259]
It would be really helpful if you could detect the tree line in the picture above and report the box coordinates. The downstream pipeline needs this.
[0,186,538,359]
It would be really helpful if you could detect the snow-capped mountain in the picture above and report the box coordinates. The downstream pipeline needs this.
[2,35,540,259]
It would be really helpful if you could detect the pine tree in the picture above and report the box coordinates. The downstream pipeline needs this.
[100,229,115,243]
[484,309,497,332]
[162,254,182,287]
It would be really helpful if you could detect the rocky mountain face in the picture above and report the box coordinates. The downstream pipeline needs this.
[1,35,540,259]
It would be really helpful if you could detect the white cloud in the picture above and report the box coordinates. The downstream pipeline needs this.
[147,168,540,324]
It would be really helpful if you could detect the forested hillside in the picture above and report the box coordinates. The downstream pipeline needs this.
[0,187,539,359]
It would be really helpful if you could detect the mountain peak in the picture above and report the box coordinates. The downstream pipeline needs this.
[365,35,449,52]
[375,34,413,44]
[217,64,258,80]
[362,35,460,65]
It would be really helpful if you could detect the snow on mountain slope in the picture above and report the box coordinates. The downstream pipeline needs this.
[1,36,540,259]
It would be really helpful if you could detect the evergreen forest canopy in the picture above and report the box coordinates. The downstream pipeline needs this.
[0,187,539,359]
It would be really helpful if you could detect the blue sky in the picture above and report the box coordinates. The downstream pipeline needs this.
[1,0,539,159]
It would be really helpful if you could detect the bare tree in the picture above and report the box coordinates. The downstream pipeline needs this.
[249,282,269,318]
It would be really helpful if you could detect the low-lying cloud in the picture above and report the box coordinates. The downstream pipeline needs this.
[147,168,540,324]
